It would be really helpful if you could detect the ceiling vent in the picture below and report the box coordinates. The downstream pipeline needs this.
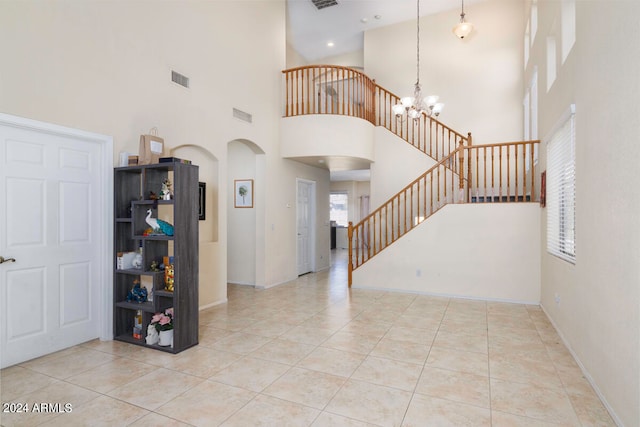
[311,0,338,10]
[171,70,189,88]
[233,108,252,123]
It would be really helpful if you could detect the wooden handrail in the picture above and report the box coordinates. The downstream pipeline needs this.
[347,139,541,286]
[282,65,469,162]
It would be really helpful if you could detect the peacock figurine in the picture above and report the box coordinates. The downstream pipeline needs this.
[145,209,174,236]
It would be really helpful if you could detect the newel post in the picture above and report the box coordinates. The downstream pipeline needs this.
[347,221,353,287]
[458,140,465,202]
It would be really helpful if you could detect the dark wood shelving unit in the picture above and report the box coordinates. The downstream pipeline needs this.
[113,162,199,354]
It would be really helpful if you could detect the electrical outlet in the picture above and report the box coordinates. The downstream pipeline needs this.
[554,293,561,305]
[416,269,421,277]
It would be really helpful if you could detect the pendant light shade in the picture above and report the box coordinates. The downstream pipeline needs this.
[453,0,474,39]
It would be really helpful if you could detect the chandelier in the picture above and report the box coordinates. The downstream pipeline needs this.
[392,0,443,121]
[453,0,474,39]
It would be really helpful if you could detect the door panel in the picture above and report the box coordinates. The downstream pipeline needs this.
[296,180,314,276]
[1,118,106,368]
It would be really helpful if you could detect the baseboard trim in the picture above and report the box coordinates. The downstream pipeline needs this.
[540,304,623,427]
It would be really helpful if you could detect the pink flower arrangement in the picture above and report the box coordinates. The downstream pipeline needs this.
[151,308,173,331]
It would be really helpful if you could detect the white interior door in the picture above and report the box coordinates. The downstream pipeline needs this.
[296,179,315,276]
[0,115,110,368]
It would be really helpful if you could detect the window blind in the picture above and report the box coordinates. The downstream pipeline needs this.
[546,106,576,263]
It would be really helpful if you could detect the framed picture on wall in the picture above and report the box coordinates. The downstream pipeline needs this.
[234,179,253,208]
[198,182,206,220]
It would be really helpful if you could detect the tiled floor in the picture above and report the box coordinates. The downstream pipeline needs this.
[1,250,615,426]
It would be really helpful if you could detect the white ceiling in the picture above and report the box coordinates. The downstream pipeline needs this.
[286,0,476,62]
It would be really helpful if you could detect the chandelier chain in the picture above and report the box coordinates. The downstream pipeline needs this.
[416,0,420,86]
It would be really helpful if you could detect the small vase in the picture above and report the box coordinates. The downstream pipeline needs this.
[158,329,173,347]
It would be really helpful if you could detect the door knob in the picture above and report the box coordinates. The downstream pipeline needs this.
[0,256,16,264]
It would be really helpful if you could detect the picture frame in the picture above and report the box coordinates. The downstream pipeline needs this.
[234,179,253,208]
[198,182,206,220]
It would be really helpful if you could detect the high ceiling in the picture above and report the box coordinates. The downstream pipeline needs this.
[286,0,481,62]
[285,0,484,181]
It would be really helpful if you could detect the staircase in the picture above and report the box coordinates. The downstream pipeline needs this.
[282,66,540,287]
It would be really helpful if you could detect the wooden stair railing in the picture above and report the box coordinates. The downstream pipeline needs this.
[282,65,469,161]
[347,139,541,286]
[347,143,466,285]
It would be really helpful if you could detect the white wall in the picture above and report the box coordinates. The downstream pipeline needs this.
[353,204,541,303]
[364,0,524,145]
[529,1,640,426]
[370,127,437,208]
[0,0,331,307]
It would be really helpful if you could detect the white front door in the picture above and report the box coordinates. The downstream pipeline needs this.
[0,115,112,368]
[296,179,315,276]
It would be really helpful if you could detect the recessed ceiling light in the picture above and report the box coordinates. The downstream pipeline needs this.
[374,14,382,20]
[327,41,334,47]
[318,159,325,163]
[361,17,368,23]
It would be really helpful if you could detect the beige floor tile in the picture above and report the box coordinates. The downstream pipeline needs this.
[210,356,290,392]
[162,346,241,378]
[211,332,273,355]
[402,393,491,426]
[17,348,117,380]
[489,351,563,389]
[434,329,488,354]
[325,379,412,426]
[280,325,335,345]
[108,368,203,410]
[0,366,58,401]
[302,313,351,331]
[80,338,141,357]
[40,395,148,426]
[383,325,437,345]
[425,346,489,376]
[205,316,258,331]
[416,366,490,408]
[370,338,430,365]
[221,394,319,427]
[490,378,581,425]
[242,319,297,338]
[321,331,380,355]
[439,317,488,336]
[198,325,234,347]
[129,412,192,427]
[65,357,156,393]
[339,319,392,338]
[156,380,255,426]
[565,381,617,426]
[249,338,316,365]
[491,410,564,426]
[263,367,346,410]
[392,313,443,330]
[351,356,422,391]
[312,412,379,426]
[297,346,366,378]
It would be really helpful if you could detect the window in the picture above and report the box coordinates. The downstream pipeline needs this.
[561,0,576,64]
[546,105,576,263]
[330,192,348,227]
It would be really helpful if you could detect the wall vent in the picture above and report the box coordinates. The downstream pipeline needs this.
[171,70,190,88]
[233,108,252,123]
[311,0,338,10]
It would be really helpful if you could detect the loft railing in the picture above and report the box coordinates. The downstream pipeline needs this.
[347,140,540,285]
[282,65,469,161]
[462,140,540,203]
